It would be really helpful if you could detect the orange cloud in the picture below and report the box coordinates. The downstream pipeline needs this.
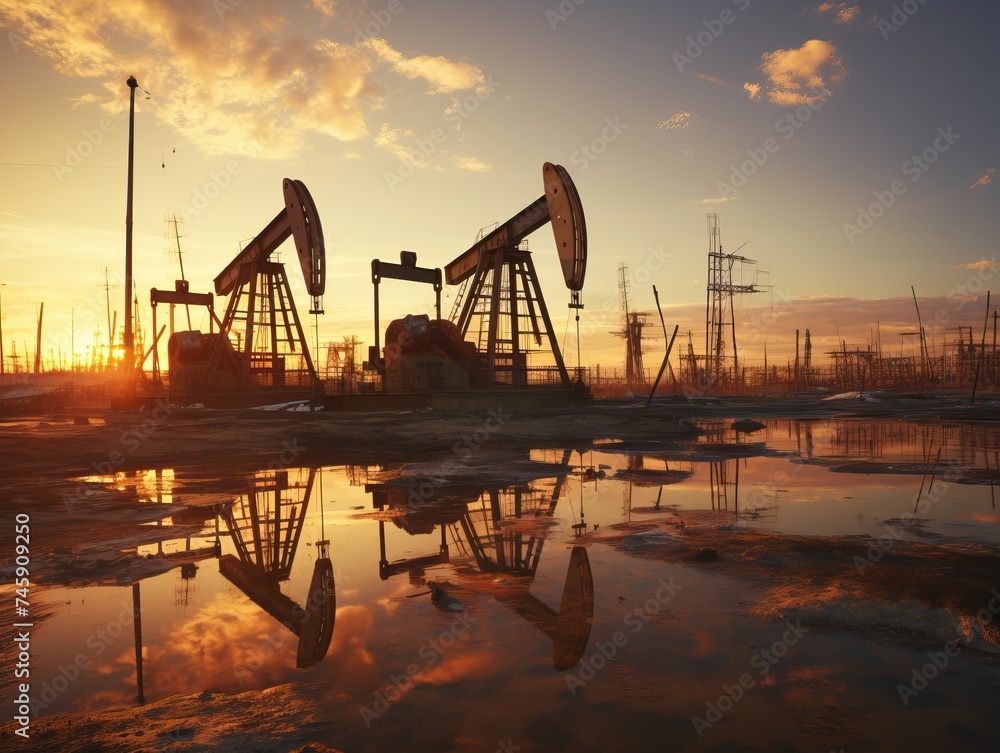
[364,38,485,95]
[815,2,861,23]
[693,73,730,87]
[311,0,338,19]
[657,111,697,130]
[970,167,995,190]
[760,39,846,106]
[0,0,485,158]
[743,82,762,101]
[950,259,1000,270]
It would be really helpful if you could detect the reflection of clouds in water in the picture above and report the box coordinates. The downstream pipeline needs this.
[76,596,378,711]
[81,689,132,712]
[368,649,503,709]
[418,651,501,687]
[690,627,714,657]
[328,605,375,667]
[377,594,404,617]
[150,597,292,694]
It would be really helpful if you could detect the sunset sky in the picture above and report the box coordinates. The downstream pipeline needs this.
[0,0,997,373]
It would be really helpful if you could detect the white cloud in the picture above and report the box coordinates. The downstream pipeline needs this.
[452,156,492,172]
[674,196,739,208]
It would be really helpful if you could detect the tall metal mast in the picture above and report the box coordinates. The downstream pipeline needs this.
[124,76,138,373]
[704,213,762,386]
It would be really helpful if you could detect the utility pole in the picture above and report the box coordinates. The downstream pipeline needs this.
[704,214,762,386]
[124,75,138,373]
[34,302,43,374]
[0,283,5,375]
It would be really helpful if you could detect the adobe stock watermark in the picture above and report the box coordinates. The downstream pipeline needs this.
[403,408,510,507]
[842,126,960,244]
[23,600,139,718]
[716,88,830,198]
[231,570,326,686]
[546,0,588,31]
[51,118,117,183]
[742,286,794,343]
[213,0,243,20]
[923,258,998,339]
[7,29,27,53]
[384,75,501,191]
[878,0,931,41]
[564,577,683,694]
[233,629,294,685]
[852,467,959,575]
[353,0,412,43]
[691,619,808,738]
[738,462,806,514]
[673,0,752,73]
[896,589,1000,706]
[61,398,180,514]
[179,107,294,220]
[359,610,477,726]
[44,267,125,366]
[444,76,502,132]
[566,245,672,355]
[569,116,628,173]
[178,160,243,222]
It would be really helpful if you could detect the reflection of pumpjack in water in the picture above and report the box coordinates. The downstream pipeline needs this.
[217,468,336,668]
[366,472,594,670]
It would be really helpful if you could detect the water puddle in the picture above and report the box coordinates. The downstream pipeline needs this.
[7,418,1000,751]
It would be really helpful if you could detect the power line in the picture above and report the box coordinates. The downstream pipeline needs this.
[0,161,159,169]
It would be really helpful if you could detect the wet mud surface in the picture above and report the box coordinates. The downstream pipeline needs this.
[2,400,1000,751]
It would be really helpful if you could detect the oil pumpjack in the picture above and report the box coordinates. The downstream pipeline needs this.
[334,161,590,411]
[216,468,336,668]
[444,161,587,388]
[150,178,325,408]
[365,463,594,671]
[146,162,588,411]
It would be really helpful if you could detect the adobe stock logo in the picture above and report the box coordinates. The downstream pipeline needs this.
[672,0,752,73]
[842,126,960,244]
